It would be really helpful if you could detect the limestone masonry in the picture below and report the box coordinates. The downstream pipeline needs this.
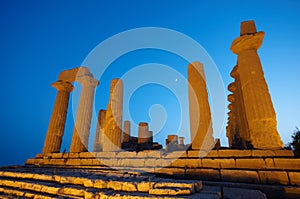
[0,20,299,198]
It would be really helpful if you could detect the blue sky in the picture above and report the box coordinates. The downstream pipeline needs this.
[0,0,299,166]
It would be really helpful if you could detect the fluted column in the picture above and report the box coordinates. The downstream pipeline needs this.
[230,20,283,149]
[93,110,106,152]
[102,79,123,151]
[123,120,131,143]
[70,76,99,152]
[188,62,215,150]
[42,81,73,154]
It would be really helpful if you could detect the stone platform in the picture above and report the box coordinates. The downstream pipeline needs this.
[23,149,300,198]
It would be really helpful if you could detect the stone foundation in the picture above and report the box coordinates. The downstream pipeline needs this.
[25,150,299,187]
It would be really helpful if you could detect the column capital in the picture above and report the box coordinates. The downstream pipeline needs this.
[77,76,99,87]
[230,31,264,54]
[51,81,73,92]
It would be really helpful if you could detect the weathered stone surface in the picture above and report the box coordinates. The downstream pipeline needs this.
[93,109,106,152]
[273,158,300,170]
[138,122,152,144]
[218,150,251,157]
[171,159,201,168]
[118,158,145,167]
[274,150,294,157]
[42,81,73,154]
[123,120,131,143]
[251,150,275,157]
[221,169,259,183]
[219,159,236,169]
[137,150,162,158]
[164,151,187,158]
[102,79,123,151]
[186,169,221,181]
[223,187,266,199]
[202,159,220,169]
[265,158,275,169]
[288,172,300,185]
[70,75,99,152]
[188,62,214,150]
[229,20,283,149]
[236,158,266,169]
[258,171,289,185]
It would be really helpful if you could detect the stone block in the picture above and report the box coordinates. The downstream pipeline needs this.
[79,152,94,158]
[273,158,300,170]
[144,158,162,167]
[159,159,173,167]
[35,154,43,159]
[236,158,265,169]
[223,187,266,199]
[95,152,116,158]
[164,151,187,158]
[202,159,220,168]
[187,150,211,158]
[117,159,145,167]
[136,150,162,158]
[258,171,289,185]
[219,159,235,169]
[274,150,294,157]
[284,187,300,199]
[65,159,81,166]
[252,150,275,157]
[155,167,185,176]
[115,151,136,158]
[80,159,94,165]
[25,159,36,165]
[171,159,201,168]
[221,169,259,183]
[62,153,69,158]
[49,159,66,165]
[186,169,221,181]
[218,150,251,157]
[207,150,219,157]
[50,153,63,159]
[68,153,80,159]
[265,158,275,169]
[288,172,300,185]
[97,159,118,167]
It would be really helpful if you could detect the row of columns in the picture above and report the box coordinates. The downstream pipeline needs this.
[42,67,99,154]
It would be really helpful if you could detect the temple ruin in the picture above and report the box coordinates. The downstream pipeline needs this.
[1,20,299,198]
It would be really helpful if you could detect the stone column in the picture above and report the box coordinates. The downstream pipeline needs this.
[42,81,73,154]
[188,62,215,150]
[70,76,99,152]
[93,110,106,152]
[138,122,151,144]
[102,79,124,151]
[123,120,131,143]
[230,20,283,149]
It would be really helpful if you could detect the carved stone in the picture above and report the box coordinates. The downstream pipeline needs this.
[228,20,283,149]
[123,120,131,143]
[188,62,215,150]
[70,75,99,152]
[102,79,124,151]
[42,81,73,154]
[93,110,106,152]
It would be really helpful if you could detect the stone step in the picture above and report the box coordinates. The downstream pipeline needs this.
[0,178,220,199]
[0,170,201,195]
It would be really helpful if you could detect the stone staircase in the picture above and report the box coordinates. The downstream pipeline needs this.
[0,167,222,199]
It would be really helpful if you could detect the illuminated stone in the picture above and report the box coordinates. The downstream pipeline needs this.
[123,120,131,143]
[102,79,124,151]
[93,110,106,152]
[229,20,283,149]
[70,75,99,152]
[42,81,73,154]
[188,62,214,150]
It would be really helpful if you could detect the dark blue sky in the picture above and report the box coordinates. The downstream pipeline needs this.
[0,0,299,166]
